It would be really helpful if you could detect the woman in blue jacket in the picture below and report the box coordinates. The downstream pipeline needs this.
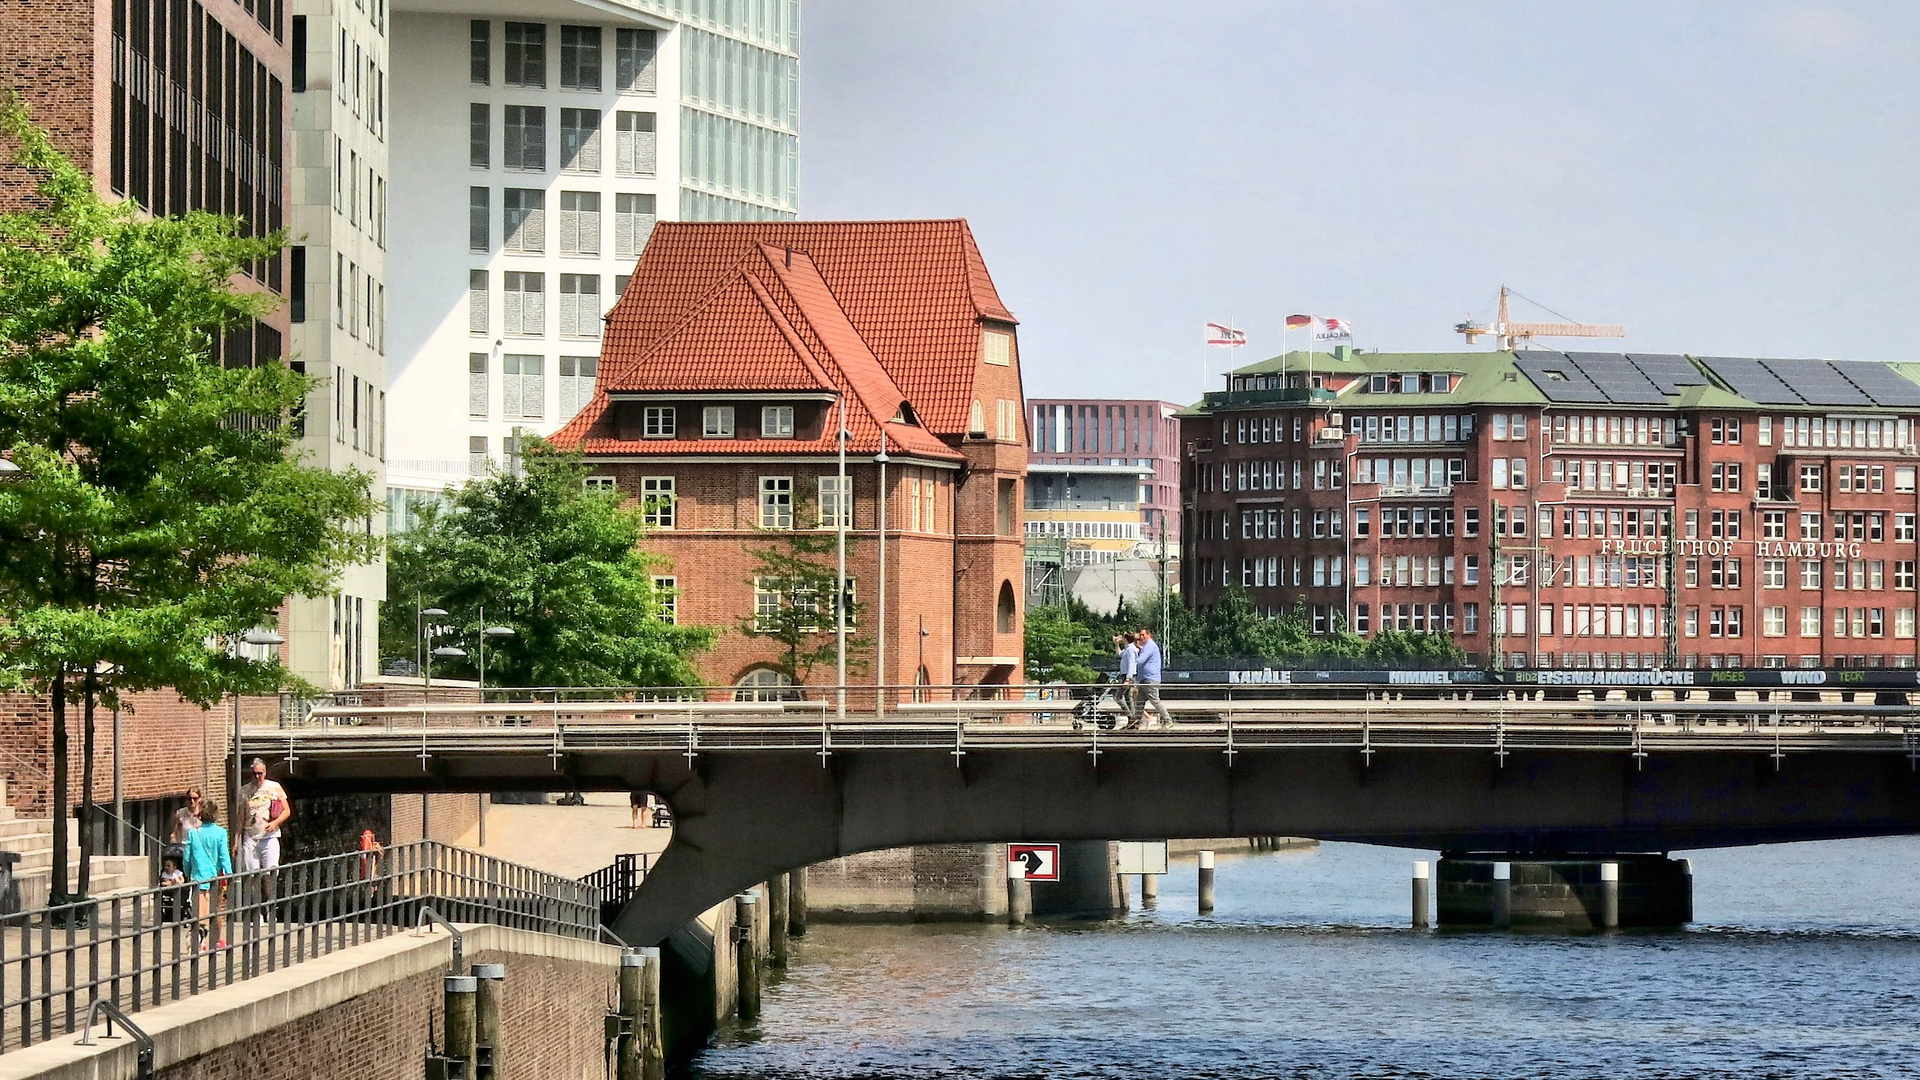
[184,799,233,949]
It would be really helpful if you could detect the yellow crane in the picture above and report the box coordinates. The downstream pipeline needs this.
[1455,285,1625,349]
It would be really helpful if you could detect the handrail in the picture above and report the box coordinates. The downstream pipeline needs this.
[412,906,465,972]
[74,1000,153,1078]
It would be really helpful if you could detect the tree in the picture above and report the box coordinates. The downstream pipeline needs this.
[382,440,711,688]
[1023,603,1098,684]
[738,498,867,685]
[0,100,380,905]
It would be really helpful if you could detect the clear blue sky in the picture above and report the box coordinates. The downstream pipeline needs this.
[797,1,1920,405]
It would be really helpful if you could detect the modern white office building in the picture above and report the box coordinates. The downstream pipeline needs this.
[383,0,800,520]
[288,0,393,688]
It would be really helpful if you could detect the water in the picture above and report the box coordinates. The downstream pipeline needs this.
[687,837,1920,1079]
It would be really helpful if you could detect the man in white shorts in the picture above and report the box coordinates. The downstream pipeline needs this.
[240,757,291,871]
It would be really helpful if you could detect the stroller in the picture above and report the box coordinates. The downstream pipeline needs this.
[1071,675,1135,731]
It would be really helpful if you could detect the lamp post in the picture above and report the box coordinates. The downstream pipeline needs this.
[874,433,889,718]
[230,627,286,833]
[835,402,849,720]
[475,606,515,689]
[420,607,448,687]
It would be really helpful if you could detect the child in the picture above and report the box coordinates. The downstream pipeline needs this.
[158,854,186,923]
[184,799,233,950]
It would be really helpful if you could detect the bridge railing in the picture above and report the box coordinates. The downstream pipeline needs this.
[578,853,651,926]
[0,840,598,1054]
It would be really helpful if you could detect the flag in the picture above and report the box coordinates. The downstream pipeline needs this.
[1312,316,1353,343]
[1284,314,1313,330]
[1205,322,1245,347]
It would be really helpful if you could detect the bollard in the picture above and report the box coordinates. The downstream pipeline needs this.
[788,867,809,938]
[1679,857,1695,924]
[1411,861,1430,928]
[1599,861,1620,930]
[473,963,505,1080]
[1491,861,1512,929]
[735,893,762,1023]
[1140,872,1158,905]
[1197,850,1216,914]
[1006,853,1031,926]
[768,873,790,967]
[638,947,665,1080]
[445,975,479,1078]
[617,951,645,1080]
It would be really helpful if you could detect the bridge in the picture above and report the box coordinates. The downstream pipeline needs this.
[253,692,1920,945]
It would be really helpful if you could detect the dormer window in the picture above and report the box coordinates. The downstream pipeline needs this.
[762,405,794,438]
[1399,374,1419,393]
[703,405,735,438]
[642,405,675,438]
[1370,374,1389,393]
[1429,374,1454,393]
[981,328,1013,366]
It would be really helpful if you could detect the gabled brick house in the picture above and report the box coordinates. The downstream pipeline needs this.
[551,220,1029,694]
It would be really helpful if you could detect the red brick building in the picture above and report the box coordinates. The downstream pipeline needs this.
[1183,348,1920,671]
[552,220,1029,694]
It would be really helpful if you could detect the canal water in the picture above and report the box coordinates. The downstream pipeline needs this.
[688,836,1920,1079]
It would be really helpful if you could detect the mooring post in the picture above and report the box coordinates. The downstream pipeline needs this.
[1197,849,1216,914]
[473,962,505,1080]
[1492,861,1512,929]
[735,893,762,1022]
[1006,851,1031,926]
[1600,861,1620,930]
[617,950,645,1080]
[445,975,479,1077]
[1140,871,1158,905]
[1679,857,1694,924]
[1411,860,1431,928]
[639,947,665,1080]
[768,873,790,967]
[788,867,809,937]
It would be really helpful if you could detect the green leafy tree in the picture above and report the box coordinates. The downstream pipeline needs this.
[0,100,379,904]
[738,498,867,685]
[382,440,711,687]
[1023,604,1098,684]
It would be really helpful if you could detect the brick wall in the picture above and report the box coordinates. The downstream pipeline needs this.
[0,0,101,211]
[391,792,486,846]
[154,947,617,1080]
[805,843,1004,920]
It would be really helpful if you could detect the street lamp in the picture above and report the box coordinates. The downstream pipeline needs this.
[475,605,515,689]
[230,627,285,832]
[428,643,465,687]
[874,435,890,718]
[0,458,20,474]
[419,606,448,687]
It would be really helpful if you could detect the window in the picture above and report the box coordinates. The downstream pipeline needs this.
[1799,463,1822,493]
[584,476,617,491]
[763,405,795,438]
[468,187,489,252]
[558,274,601,337]
[703,405,735,438]
[1800,513,1821,542]
[614,193,657,258]
[503,105,546,171]
[544,357,590,421]
[502,271,544,335]
[469,435,488,476]
[642,406,674,438]
[640,476,674,528]
[652,576,677,624]
[759,476,793,529]
[982,330,1013,366]
[468,269,488,332]
[504,22,545,88]
[615,112,657,175]
[468,353,488,417]
[469,104,489,168]
[559,109,601,173]
[559,26,601,90]
[735,667,794,702]
[503,188,545,252]
[1801,607,1821,637]
[997,399,1019,441]
[556,191,600,255]
[818,476,851,529]
[469,20,490,85]
[1898,467,1916,494]
[616,28,658,92]
[502,354,543,418]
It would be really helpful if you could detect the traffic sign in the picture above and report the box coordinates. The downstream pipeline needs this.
[1006,843,1060,881]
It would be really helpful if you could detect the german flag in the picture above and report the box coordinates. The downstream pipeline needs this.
[1285,314,1313,329]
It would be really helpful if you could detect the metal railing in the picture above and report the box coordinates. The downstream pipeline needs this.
[0,840,597,1054]
[578,853,651,925]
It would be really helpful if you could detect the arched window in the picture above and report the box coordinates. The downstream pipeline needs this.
[734,667,795,702]
[997,580,1016,634]
[969,400,986,436]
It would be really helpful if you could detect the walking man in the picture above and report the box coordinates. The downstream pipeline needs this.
[239,757,291,923]
[1130,627,1168,729]
[1114,632,1139,730]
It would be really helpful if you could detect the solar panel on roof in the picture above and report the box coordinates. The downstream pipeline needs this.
[1698,357,1805,405]
[1556,352,1670,404]
[1626,354,1707,394]
[1831,362,1920,408]
[1514,354,1609,403]
[1766,359,1873,406]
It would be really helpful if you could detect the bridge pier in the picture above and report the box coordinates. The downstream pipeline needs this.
[1437,855,1692,928]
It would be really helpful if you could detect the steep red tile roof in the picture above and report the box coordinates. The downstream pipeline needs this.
[612,270,838,394]
[598,220,1016,436]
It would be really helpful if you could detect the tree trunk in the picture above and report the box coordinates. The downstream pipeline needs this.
[49,666,69,907]
[78,667,97,899]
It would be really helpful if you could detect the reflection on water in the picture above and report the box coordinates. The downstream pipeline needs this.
[688,837,1920,1079]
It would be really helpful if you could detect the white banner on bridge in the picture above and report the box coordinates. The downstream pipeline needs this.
[1115,841,1169,876]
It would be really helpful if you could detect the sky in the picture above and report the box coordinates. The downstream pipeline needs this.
[796,1,1920,405]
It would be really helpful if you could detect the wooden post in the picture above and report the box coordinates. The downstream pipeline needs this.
[617,951,644,1080]
[787,867,808,937]
[735,893,761,1022]
[768,873,789,967]
[444,975,478,1077]
[473,962,505,1080]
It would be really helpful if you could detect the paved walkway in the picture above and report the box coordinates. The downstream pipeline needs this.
[473,793,672,879]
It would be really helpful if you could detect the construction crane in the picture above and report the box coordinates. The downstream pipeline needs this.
[1455,285,1625,349]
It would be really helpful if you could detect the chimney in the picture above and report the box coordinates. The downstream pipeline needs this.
[784,245,792,268]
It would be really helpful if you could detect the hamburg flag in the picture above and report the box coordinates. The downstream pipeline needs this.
[1205,322,1246,347]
